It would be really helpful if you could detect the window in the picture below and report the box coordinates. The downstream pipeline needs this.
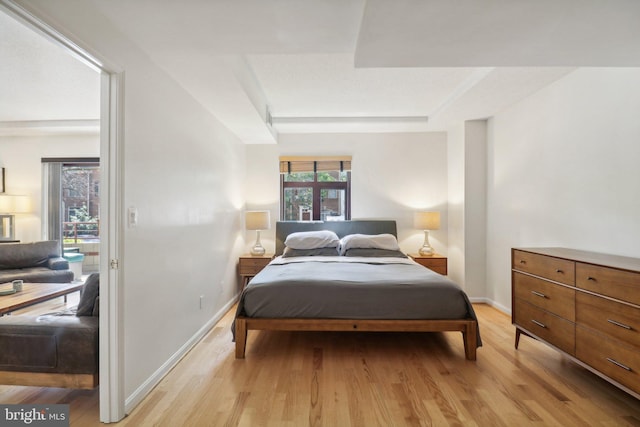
[42,158,100,248]
[280,156,351,221]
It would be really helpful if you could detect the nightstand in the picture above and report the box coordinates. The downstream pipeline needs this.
[238,254,273,289]
[409,253,448,275]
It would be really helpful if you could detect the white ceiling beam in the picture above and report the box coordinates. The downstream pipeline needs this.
[270,115,429,133]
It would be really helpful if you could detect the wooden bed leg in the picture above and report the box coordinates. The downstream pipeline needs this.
[462,322,477,361]
[235,318,247,359]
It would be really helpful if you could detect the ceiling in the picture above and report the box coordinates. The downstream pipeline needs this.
[0,10,100,134]
[2,0,639,142]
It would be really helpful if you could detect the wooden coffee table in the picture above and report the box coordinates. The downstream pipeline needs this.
[0,282,84,316]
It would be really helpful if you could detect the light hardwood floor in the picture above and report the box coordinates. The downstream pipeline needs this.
[1,302,639,426]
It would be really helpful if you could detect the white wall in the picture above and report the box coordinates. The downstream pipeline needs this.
[446,121,487,298]
[447,123,465,287]
[15,0,248,409]
[115,46,246,410]
[0,133,99,242]
[245,132,448,255]
[486,68,640,312]
[463,120,487,299]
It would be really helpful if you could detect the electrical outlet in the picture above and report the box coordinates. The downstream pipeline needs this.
[199,295,204,309]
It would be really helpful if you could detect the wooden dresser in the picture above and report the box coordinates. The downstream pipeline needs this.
[512,247,640,399]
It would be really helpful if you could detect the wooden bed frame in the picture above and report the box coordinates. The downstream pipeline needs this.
[235,220,479,361]
[235,317,477,360]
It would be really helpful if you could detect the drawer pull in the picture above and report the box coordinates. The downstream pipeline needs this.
[531,290,547,298]
[606,358,632,371]
[607,319,632,330]
[587,276,596,281]
[519,260,526,264]
[555,269,563,273]
[531,319,546,328]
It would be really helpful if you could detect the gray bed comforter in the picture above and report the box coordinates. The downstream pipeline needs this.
[234,256,481,346]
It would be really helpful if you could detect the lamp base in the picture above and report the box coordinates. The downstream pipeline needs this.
[250,230,265,256]
[418,245,435,256]
[0,214,15,241]
[418,229,435,256]
[250,245,266,256]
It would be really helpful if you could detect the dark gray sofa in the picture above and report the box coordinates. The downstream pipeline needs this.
[0,241,74,283]
[0,273,99,388]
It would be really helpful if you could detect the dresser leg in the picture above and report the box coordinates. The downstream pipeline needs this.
[515,328,521,349]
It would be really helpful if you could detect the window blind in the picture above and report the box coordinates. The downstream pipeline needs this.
[279,156,352,174]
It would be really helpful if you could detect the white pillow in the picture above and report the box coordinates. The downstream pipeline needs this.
[339,233,400,255]
[284,230,340,250]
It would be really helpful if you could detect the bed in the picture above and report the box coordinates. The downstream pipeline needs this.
[233,220,481,360]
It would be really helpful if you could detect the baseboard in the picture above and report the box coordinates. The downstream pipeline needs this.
[469,296,490,304]
[469,297,511,316]
[124,293,239,414]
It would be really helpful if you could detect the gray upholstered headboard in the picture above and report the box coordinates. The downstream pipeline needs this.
[275,220,398,256]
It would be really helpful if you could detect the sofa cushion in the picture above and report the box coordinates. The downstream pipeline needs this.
[0,241,61,270]
[0,268,74,283]
[47,257,70,270]
[92,296,100,317]
[0,315,98,374]
[0,334,57,369]
[76,273,99,317]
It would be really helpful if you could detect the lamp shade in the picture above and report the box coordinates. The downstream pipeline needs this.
[414,211,440,230]
[245,210,270,230]
[0,194,31,214]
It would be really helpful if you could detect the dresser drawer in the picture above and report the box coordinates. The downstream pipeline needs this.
[512,250,575,286]
[513,272,575,321]
[576,263,640,306]
[577,327,640,394]
[576,292,640,349]
[514,301,575,355]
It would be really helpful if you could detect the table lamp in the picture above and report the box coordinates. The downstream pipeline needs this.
[0,194,31,241]
[246,210,270,256]
[414,211,440,256]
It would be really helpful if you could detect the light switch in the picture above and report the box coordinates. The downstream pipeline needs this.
[128,207,138,227]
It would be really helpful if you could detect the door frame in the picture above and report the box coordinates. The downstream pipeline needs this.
[0,1,125,422]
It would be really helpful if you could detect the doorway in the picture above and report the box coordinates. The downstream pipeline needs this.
[0,1,124,422]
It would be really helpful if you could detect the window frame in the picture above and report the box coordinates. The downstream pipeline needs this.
[41,157,100,250]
